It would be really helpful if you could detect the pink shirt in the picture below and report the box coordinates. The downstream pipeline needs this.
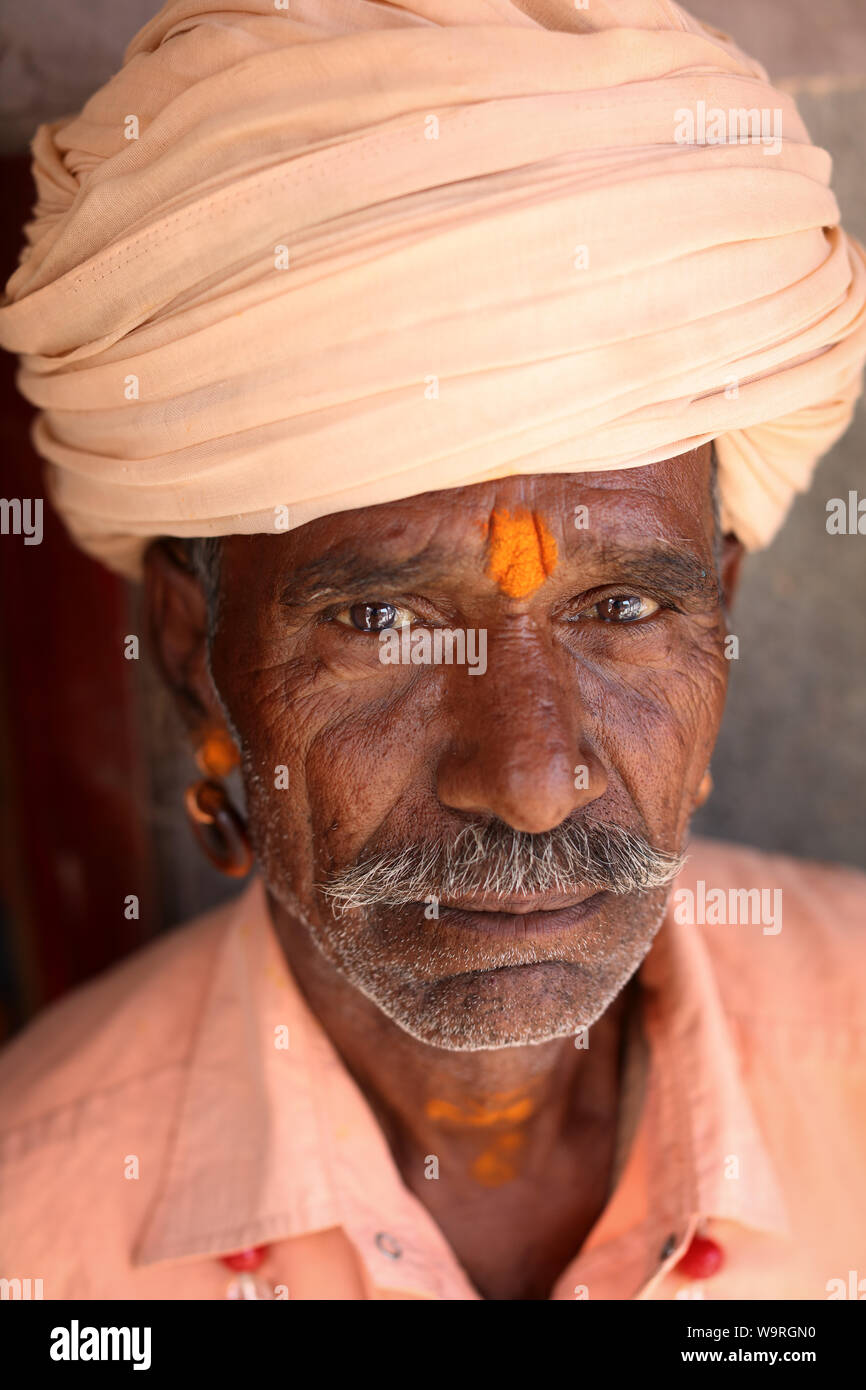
[1,837,865,1301]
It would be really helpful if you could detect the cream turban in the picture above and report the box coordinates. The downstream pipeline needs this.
[1,0,865,576]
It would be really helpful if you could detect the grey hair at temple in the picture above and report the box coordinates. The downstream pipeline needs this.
[182,535,223,630]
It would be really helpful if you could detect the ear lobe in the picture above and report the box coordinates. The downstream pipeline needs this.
[719,532,745,613]
[142,539,221,731]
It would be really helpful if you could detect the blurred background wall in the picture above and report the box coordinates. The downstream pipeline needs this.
[0,0,863,1038]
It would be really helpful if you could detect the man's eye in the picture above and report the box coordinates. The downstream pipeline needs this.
[576,594,660,623]
[334,601,416,632]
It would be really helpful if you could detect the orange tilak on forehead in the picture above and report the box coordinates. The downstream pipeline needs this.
[483,507,558,598]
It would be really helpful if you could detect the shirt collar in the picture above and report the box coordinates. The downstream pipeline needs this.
[134,854,790,1285]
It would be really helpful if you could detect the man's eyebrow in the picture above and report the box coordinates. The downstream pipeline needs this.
[278,550,438,607]
[277,537,721,608]
[591,541,721,603]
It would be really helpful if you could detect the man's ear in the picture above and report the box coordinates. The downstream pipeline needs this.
[142,539,225,735]
[719,532,745,614]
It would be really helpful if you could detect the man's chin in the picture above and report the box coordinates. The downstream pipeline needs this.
[291,881,672,1049]
[351,958,643,1053]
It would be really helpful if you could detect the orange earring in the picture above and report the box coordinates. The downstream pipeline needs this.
[695,769,714,808]
[185,726,252,877]
[194,725,240,779]
[185,779,253,878]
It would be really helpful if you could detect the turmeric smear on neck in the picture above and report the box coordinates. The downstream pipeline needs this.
[425,1094,534,1128]
[471,1131,526,1188]
[485,507,558,598]
[426,1092,535,1185]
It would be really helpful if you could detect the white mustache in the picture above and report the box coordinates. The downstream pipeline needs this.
[320,816,684,917]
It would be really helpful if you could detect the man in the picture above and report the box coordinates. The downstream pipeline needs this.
[0,0,864,1301]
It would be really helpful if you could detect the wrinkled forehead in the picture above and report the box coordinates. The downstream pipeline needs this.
[220,448,718,591]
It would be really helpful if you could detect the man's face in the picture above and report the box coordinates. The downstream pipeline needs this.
[203,446,734,1050]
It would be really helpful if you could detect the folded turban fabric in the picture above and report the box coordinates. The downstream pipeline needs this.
[1,0,865,577]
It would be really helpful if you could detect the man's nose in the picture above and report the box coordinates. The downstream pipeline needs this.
[436,627,607,834]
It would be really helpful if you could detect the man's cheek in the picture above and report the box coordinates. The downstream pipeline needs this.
[301,719,430,869]
[667,644,730,759]
[225,676,314,833]
[636,652,728,831]
[580,655,724,829]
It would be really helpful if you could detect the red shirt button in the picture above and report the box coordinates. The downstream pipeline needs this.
[676,1235,724,1279]
[221,1245,269,1272]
